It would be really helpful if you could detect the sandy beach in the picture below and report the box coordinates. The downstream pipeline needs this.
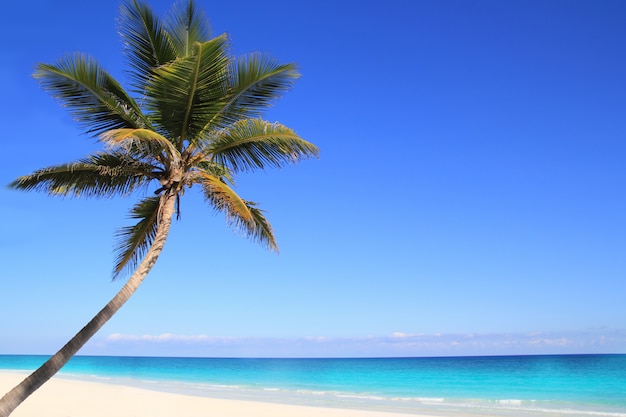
[0,372,436,417]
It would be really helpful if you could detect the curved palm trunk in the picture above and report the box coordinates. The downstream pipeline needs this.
[0,194,176,417]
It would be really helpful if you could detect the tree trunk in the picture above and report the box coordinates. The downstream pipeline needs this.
[0,194,176,417]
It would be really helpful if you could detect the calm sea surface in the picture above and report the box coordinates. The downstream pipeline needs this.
[1,354,625,416]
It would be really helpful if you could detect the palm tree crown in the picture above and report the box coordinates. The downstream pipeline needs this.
[1,1,317,415]
[12,0,318,278]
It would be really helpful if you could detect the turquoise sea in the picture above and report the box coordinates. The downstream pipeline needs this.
[1,354,625,416]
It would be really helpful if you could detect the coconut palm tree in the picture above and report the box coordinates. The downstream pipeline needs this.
[0,1,318,415]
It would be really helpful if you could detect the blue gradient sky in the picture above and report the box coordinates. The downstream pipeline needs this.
[1,0,625,358]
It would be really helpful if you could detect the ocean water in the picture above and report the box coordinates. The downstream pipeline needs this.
[1,354,625,416]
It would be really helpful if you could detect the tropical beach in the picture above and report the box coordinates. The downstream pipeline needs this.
[1,0,625,416]
[0,372,429,417]
[2,355,626,417]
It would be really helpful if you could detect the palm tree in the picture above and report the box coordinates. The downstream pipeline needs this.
[0,1,318,415]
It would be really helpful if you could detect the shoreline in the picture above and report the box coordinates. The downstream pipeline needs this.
[0,371,438,417]
[2,360,625,417]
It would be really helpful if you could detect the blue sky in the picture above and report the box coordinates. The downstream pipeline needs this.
[1,0,625,358]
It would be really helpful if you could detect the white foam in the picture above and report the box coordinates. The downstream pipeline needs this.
[497,399,523,405]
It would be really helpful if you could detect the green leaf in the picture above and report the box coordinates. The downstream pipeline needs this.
[9,152,157,198]
[34,54,148,135]
[113,196,162,278]
[208,54,299,127]
[209,119,319,171]
[193,160,234,184]
[146,35,230,146]
[118,0,178,91]
[165,0,212,57]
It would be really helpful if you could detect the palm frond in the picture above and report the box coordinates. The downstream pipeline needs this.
[193,160,235,184]
[34,54,149,135]
[118,0,178,91]
[165,0,211,57]
[9,152,157,198]
[113,196,162,278]
[145,35,230,146]
[209,119,319,172]
[199,172,277,251]
[206,54,299,128]
[199,172,252,221]
[245,202,279,252]
[100,128,180,162]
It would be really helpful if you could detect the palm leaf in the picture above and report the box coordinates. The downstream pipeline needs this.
[209,119,319,171]
[145,35,230,146]
[113,196,162,278]
[34,54,148,135]
[245,202,278,252]
[100,128,180,162]
[118,0,178,91]
[200,172,252,221]
[193,160,235,184]
[9,152,157,197]
[199,173,277,251]
[206,54,299,128]
[165,0,211,58]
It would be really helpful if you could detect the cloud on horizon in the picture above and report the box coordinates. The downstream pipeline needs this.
[85,329,626,358]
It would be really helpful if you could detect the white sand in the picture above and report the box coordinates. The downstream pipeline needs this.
[0,371,437,417]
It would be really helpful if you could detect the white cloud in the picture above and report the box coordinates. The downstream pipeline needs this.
[106,333,236,343]
[90,329,626,358]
